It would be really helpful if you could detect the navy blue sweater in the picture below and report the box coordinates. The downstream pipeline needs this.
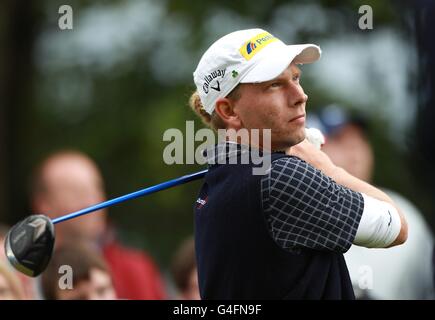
[194,149,356,299]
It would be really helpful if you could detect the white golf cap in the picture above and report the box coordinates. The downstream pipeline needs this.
[193,28,321,114]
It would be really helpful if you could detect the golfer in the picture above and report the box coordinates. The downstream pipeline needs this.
[189,28,408,299]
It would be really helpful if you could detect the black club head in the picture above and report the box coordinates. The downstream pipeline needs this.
[4,215,55,277]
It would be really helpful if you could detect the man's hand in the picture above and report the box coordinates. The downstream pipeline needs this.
[305,127,325,149]
[286,139,338,177]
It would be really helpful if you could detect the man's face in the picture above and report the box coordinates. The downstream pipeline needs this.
[56,268,116,300]
[180,267,200,300]
[0,273,15,300]
[232,63,308,150]
[34,155,107,245]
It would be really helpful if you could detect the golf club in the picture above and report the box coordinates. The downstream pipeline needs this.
[3,128,324,277]
[4,169,207,277]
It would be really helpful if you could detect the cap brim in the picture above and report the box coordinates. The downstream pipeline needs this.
[241,44,321,83]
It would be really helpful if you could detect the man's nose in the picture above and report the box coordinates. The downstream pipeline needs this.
[288,83,307,107]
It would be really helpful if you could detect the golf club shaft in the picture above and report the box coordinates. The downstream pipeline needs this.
[52,169,208,225]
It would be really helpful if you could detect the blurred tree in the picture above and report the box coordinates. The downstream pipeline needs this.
[0,0,41,222]
[1,0,432,266]
[412,0,435,228]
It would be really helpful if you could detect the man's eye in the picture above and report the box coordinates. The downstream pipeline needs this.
[293,74,300,82]
[270,82,281,88]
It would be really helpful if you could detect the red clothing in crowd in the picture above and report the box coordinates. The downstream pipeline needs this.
[103,240,166,300]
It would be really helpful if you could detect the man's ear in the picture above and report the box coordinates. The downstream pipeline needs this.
[214,98,242,129]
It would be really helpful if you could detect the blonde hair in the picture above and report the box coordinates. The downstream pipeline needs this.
[188,87,241,131]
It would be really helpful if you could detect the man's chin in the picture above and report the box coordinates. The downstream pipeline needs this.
[270,129,305,151]
[287,132,306,147]
[296,135,306,145]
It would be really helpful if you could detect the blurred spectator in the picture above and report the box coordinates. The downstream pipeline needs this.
[170,236,200,300]
[0,224,8,261]
[0,260,26,300]
[30,150,166,299]
[1,223,37,299]
[308,105,435,299]
[41,241,116,300]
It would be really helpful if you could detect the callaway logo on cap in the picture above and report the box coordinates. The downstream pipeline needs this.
[193,28,322,114]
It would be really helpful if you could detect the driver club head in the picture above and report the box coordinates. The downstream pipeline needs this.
[4,215,55,277]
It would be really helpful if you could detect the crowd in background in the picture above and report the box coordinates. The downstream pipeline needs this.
[0,150,199,300]
[1,0,434,301]
[1,105,434,299]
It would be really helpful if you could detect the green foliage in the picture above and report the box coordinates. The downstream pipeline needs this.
[3,0,430,268]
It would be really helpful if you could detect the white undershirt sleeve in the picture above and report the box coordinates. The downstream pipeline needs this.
[353,193,401,248]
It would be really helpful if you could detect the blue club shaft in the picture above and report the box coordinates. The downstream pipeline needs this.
[52,169,208,225]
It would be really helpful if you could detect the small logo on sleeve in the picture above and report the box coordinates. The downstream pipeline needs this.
[196,196,208,209]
